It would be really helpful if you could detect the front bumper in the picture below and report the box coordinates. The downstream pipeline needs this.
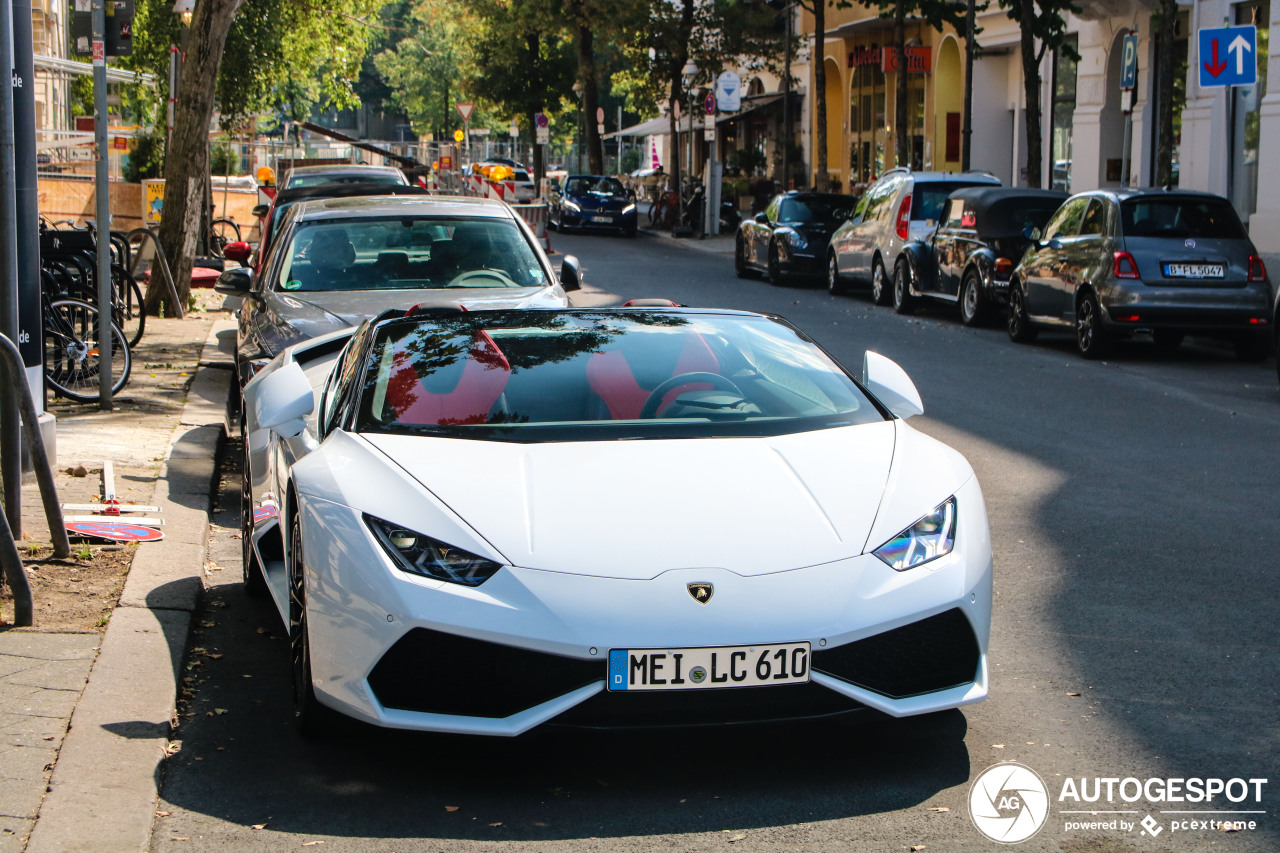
[559,208,637,232]
[297,478,993,736]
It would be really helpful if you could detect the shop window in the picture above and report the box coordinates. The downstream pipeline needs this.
[1050,35,1078,191]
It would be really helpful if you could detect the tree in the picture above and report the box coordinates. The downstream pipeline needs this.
[1002,0,1078,187]
[373,0,471,141]
[1153,0,1176,186]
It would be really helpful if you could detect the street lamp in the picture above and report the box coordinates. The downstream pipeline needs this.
[572,80,584,173]
[682,59,698,189]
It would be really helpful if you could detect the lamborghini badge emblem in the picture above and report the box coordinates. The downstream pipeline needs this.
[687,582,714,604]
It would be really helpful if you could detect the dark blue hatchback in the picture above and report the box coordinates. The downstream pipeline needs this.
[550,175,638,236]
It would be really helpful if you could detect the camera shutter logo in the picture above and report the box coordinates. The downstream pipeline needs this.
[968,762,1050,844]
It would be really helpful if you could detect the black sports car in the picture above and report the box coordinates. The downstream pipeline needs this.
[736,192,855,285]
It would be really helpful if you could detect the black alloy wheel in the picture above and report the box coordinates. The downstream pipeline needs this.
[893,258,915,315]
[1075,290,1112,359]
[768,241,787,286]
[1007,281,1038,343]
[960,270,988,326]
[735,235,750,278]
[870,260,892,306]
[289,512,340,737]
[241,440,265,596]
[827,252,847,295]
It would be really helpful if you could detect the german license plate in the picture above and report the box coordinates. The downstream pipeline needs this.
[607,642,810,691]
[591,215,612,223]
[1164,263,1224,279]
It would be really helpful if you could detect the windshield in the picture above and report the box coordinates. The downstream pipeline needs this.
[566,177,626,196]
[285,172,405,189]
[1120,197,1247,239]
[354,311,885,442]
[275,217,548,292]
[778,196,853,224]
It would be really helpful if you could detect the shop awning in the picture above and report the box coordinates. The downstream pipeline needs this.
[607,92,796,138]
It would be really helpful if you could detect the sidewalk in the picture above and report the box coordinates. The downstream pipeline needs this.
[1,292,236,852]
[637,200,735,256]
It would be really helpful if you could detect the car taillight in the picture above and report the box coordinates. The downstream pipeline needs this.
[1113,251,1140,279]
[895,195,912,241]
[1248,254,1267,281]
[994,257,1013,275]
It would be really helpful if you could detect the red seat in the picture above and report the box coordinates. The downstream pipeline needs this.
[586,333,719,420]
[385,330,510,426]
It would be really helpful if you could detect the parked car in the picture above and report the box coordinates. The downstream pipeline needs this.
[735,191,856,285]
[828,168,1002,302]
[511,167,536,202]
[891,187,1068,323]
[279,163,408,190]
[1006,189,1274,359]
[1273,288,1280,387]
[240,182,429,275]
[241,305,993,735]
[215,195,578,393]
[549,175,638,236]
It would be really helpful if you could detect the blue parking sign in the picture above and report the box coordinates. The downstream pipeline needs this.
[1199,25,1257,88]
[1120,33,1139,90]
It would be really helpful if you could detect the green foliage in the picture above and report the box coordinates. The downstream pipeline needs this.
[210,139,238,175]
[374,0,472,137]
[124,128,166,182]
[620,147,641,172]
[1002,0,1080,63]
[69,75,94,118]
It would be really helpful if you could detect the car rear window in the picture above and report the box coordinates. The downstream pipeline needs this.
[355,311,886,442]
[913,182,995,222]
[1120,197,1246,239]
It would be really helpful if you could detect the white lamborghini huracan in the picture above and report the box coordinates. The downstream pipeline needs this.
[240,306,993,736]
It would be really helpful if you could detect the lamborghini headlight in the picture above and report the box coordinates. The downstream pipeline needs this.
[873,497,956,571]
[365,515,502,587]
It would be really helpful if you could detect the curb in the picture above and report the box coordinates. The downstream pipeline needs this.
[25,325,232,853]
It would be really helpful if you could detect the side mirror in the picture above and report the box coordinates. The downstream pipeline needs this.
[252,204,270,219]
[252,361,314,438]
[862,351,923,420]
[755,212,769,224]
[223,240,252,265]
[559,255,583,292]
[214,267,254,296]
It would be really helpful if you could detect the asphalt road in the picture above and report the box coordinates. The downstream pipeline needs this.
[153,230,1280,852]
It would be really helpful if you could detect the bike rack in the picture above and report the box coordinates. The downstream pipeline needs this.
[0,335,72,626]
[124,227,185,320]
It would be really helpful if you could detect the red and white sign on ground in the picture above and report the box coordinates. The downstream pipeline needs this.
[66,521,165,543]
[456,102,475,123]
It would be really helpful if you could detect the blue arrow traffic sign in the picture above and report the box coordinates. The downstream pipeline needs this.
[1198,25,1257,88]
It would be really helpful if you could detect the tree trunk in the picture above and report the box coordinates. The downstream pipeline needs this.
[814,0,828,190]
[893,0,909,167]
[149,0,245,316]
[1155,1,1176,186]
[1018,0,1043,188]
[576,24,604,174]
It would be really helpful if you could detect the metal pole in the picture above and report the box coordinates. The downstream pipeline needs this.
[1,0,23,535]
[167,45,178,144]
[93,0,112,409]
[962,0,975,171]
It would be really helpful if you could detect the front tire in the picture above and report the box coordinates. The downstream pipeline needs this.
[870,260,891,306]
[767,241,787,286]
[289,512,341,738]
[827,252,847,295]
[1007,281,1038,343]
[1076,290,1111,359]
[735,235,750,279]
[892,258,915,314]
[959,270,989,326]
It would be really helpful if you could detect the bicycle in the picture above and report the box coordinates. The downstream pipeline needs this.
[39,220,147,348]
[42,290,131,403]
[208,218,242,258]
